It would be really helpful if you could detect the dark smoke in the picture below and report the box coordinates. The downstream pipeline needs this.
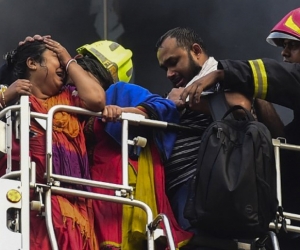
[0,1,298,112]
[0,0,100,60]
[113,0,299,95]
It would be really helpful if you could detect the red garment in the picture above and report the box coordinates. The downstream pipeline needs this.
[0,88,98,250]
[89,119,192,250]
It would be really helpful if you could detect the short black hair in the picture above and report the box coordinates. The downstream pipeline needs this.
[155,27,207,53]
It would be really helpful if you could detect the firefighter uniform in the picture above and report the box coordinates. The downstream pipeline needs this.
[219,58,300,248]
[217,7,300,249]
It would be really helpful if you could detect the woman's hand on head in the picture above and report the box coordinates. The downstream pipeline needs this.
[101,105,123,123]
[19,35,51,46]
[43,38,72,67]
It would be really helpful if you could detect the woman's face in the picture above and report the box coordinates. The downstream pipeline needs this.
[30,49,65,98]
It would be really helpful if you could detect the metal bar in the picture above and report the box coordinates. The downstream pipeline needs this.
[5,110,12,173]
[272,138,300,151]
[51,186,153,221]
[122,119,129,186]
[19,96,31,250]
[0,104,22,119]
[268,231,280,250]
[1,170,20,179]
[45,189,58,250]
[269,222,300,233]
[273,143,282,206]
[51,173,133,192]
[51,185,155,248]
[46,105,102,183]
[151,214,175,250]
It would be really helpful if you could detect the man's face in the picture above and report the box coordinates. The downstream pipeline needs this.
[157,37,201,88]
[281,39,300,63]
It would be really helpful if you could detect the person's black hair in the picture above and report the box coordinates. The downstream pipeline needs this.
[2,40,47,85]
[155,27,207,53]
[76,54,114,91]
[0,63,10,86]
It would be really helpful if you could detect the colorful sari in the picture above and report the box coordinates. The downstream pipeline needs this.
[86,82,193,249]
[0,86,98,250]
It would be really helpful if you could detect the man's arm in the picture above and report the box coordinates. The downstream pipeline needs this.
[181,58,300,112]
[253,98,285,138]
[168,86,252,116]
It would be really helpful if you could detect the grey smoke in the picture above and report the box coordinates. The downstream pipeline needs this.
[0,0,298,122]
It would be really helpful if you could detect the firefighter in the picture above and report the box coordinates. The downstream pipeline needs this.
[266,7,300,64]
[266,7,300,250]
[180,7,300,250]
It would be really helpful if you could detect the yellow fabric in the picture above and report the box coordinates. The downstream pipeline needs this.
[122,145,158,250]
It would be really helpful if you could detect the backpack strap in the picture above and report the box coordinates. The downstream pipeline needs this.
[208,92,233,121]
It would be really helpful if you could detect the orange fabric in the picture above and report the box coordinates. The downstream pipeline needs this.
[29,89,90,181]
[29,91,80,138]
[56,196,99,250]
[30,196,99,250]
[0,87,97,250]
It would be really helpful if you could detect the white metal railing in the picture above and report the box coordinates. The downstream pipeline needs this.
[0,96,31,250]
[0,96,176,250]
[270,138,300,236]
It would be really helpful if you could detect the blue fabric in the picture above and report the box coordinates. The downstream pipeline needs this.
[104,82,180,160]
[169,180,194,231]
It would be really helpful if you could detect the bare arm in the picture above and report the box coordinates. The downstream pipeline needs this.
[224,92,252,110]
[253,98,284,138]
[1,80,33,107]
[44,38,105,112]
[101,105,149,122]
[67,62,106,111]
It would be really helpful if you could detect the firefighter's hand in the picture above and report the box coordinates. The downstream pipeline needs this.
[101,105,123,122]
[181,70,224,107]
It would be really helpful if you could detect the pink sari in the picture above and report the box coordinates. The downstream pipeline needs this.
[0,87,98,250]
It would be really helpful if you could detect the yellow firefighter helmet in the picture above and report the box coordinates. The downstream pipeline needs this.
[76,40,133,83]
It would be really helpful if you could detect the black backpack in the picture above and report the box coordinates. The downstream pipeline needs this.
[184,104,278,239]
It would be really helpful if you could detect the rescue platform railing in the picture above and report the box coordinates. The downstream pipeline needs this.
[0,96,176,250]
[270,138,300,235]
[0,96,31,250]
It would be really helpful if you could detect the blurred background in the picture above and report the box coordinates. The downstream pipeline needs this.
[0,0,298,122]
